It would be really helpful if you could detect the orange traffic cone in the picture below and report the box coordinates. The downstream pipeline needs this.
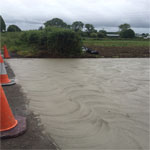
[3,45,10,59]
[0,85,26,139]
[0,85,18,132]
[0,54,15,86]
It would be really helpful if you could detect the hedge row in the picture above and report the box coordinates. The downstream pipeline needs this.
[20,28,82,57]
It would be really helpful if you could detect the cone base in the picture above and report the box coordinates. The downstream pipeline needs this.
[0,116,27,139]
[2,79,16,86]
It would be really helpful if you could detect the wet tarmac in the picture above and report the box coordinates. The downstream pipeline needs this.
[7,58,149,150]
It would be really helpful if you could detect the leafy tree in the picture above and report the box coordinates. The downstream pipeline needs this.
[47,30,82,57]
[98,30,107,38]
[72,21,84,32]
[119,23,135,38]
[7,25,21,32]
[93,29,97,33]
[0,15,6,32]
[120,29,135,38]
[38,26,43,30]
[90,33,97,38]
[85,24,95,36]
[119,23,130,31]
[44,18,67,28]
[80,31,88,37]
[142,33,149,37]
[67,25,71,29]
[28,32,39,44]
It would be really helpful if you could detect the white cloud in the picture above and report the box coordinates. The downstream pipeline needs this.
[0,0,149,32]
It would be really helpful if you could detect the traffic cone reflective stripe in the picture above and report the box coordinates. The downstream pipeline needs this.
[0,85,18,132]
[3,45,10,59]
[0,54,12,84]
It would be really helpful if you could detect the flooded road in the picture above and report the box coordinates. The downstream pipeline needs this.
[8,58,149,150]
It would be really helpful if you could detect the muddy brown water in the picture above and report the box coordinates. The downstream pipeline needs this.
[7,58,149,150]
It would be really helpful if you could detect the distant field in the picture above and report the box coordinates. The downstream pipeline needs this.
[1,32,149,58]
[1,33,149,48]
[83,39,149,47]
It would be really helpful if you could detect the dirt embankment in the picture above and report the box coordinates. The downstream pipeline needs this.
[10,46,149,58]
[1,63,59,150]
[86,46,150,58]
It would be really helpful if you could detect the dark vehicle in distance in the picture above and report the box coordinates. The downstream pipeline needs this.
[82,46,99,54]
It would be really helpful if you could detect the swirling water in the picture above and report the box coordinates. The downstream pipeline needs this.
[8,58,149,150]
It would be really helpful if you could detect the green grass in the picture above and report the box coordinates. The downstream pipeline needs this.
[0,29,82,57]
[1,32,22,50]
[83,39,150,47]
[1,32,149,57]
[1,32,35,50]
[0,32,39,57]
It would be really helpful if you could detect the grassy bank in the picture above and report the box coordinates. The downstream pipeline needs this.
[1,32,36,57]
[1,28,82,57]
[1,32,149,58]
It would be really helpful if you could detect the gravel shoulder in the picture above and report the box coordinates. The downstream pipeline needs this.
[0,61,59,150]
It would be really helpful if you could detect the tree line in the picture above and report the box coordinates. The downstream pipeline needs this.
[43,18,136,38]
[1,15,136,38]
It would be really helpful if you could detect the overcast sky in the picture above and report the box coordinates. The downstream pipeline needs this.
[0,0,149,33]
